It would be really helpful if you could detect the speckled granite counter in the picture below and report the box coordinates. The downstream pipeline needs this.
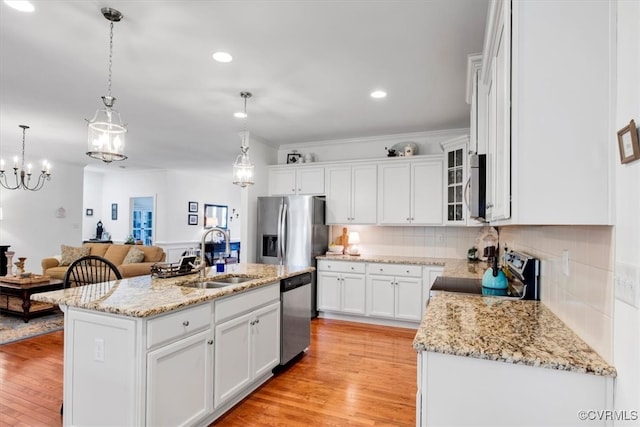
[32,263,313,318]
[316,254,487,279]
[413,292,616,377]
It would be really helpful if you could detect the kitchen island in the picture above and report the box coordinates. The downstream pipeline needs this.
[32,263,313,427]
[414,292,616,426]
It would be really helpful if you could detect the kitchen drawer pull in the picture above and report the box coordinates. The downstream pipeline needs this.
[379,268,384,272]
[182,320,190,327]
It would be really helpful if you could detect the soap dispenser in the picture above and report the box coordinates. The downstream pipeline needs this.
[215,254,225,273]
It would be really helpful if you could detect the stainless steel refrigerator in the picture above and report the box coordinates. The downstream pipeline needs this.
[257,195,328,317]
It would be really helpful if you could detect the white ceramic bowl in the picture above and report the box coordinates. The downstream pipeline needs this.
[328,245,344,253]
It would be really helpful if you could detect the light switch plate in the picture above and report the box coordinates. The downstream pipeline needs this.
[562,250,570,277]
[615,262,640,308]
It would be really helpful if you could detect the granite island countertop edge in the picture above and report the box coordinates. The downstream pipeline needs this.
[31,263,314,318]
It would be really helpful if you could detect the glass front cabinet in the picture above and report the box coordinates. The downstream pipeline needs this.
[441,136,471,226]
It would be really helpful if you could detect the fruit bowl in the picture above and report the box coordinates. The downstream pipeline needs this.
[328,245,344,253]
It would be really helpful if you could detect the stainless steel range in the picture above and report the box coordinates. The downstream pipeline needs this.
[430,250,540,300]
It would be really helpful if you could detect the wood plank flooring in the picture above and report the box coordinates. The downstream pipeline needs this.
[0,318,417,427]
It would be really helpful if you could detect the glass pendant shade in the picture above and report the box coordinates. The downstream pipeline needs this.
[87,96,127,163]
[233,130,254,187]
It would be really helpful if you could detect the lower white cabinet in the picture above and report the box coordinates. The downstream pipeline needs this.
[366,263,423,321]
[147,329,214,427]
[214,301,280,408]
[417,351,613,426]
[61,282,281,427]
[317,260,366,315]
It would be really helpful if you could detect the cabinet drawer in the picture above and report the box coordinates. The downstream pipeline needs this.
[215,283,279,324]
[368,263,422,277]
[147,302,212,349]
[318,260,365,274]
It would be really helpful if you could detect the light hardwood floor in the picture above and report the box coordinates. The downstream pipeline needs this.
[0,318,417,426]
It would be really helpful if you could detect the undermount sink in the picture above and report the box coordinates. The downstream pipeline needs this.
[182,276,256,289]
[210,276,255,284]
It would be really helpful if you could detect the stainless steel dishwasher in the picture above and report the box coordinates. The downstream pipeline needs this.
[279,272,312,365]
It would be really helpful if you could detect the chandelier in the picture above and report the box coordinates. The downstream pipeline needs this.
[86,7,127,163]
[0,125,51,191]
[232,92,255,187]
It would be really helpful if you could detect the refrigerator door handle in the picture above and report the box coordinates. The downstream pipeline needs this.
[281,203,288,265]
[277,202,284,261]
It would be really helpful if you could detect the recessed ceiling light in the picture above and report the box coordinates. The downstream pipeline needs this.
[234,112,247,119]
[212,52,233,63]
[370,90,387,99]
[4,1,34,12]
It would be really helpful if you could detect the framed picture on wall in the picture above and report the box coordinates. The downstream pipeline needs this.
[111,203,118,220]
[617,119,640,164]
[188,214,198,225]
[188,201,198,213]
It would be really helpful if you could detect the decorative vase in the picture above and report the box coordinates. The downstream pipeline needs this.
[15,257,26,275]
[5,251,14,276]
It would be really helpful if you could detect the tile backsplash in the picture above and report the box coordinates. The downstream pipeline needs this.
[499,225,614,362]
[329,225,484,259]
[330,224,614,362]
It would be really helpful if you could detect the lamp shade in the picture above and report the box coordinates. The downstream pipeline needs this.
[348,232,360,245]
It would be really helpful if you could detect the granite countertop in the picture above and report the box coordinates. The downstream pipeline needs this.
[413,292,616,377]
[316,254,488,280]
[32,263,313,318]
[316,254,449,266]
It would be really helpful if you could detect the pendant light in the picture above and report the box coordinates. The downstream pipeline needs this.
[0,125,52,191]
[86,7,127,163]
[233,92,255,187]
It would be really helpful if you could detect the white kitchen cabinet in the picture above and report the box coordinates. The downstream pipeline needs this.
[378,157,443,225]
[417,351,613,426]
[317,260,366,315]
[441,136,485,226]
[466,54,485,155]
[479,0,613,225]
[422,266,444,318]
[213,284,280,409]
[268,165,324,195]
[63,301,214,427]
[366,263,423,322]
[147,329,213,427]
[325,163,377,224]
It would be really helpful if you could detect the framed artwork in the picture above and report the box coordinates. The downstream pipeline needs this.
[617,119,640,164]
[286,152,302,164]
[86,208,93,216]
[188,201,198,213]
[111,203,118,220]
[188,214,198,225]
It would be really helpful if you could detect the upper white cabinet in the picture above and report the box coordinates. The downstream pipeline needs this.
[466,54,486,155]
[325,163,377,224]
[268,166,325,196]
[378,157,443,225]
[479,0,613,225]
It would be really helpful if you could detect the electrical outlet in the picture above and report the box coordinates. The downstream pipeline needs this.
[562,250,570,277]
[436,234,444,244]
[615,263,640,308]
[94,338,104,362]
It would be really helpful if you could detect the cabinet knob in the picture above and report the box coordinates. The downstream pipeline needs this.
[207,340,213,345]
[292,189,295,192]
[256,319,260,324]
[379,268,383,272]
[182,320,190,327]
[406,217,410,221]
[298,188,301,191]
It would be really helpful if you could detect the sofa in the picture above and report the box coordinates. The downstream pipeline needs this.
[41,242,166,280]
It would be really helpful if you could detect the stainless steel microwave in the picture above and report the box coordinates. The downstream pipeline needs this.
[468,153,487,221]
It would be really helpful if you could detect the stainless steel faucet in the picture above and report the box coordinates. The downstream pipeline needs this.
[196,227,231,278]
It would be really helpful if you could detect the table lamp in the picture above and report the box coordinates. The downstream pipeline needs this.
[348,231,361,256]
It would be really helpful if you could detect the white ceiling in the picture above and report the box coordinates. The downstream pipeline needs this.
[0,0,488,174]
